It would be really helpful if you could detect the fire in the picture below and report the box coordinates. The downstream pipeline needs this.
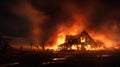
[80,37,86,43]
[49,31,117,51]
[71,45,77,50]
[45,14,118,51]
[91,33,114,49]
[47,14,86,50]
[85,45,91,50]
[48,32,66,50]
[56,32,65,45]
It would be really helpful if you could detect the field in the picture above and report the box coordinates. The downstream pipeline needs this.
[0,49,120,67]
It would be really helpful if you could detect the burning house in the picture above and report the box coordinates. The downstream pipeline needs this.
[58,30,98,51]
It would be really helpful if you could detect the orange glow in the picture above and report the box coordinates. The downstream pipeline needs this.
[85,45,91,50]
[80,37,86,43]
[56,32,66,45]
[47,14,87,50]
[34,14,119,51]
[91,33,114,49]
[71,45,77,50]
[48,28,116,51]
[9,2,119,51]
[47,32,66,50]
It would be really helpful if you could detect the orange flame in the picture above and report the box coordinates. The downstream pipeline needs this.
[80,37,86,43]
[46,14,119,51]
[56,32,66,45]
[71,45,77,50]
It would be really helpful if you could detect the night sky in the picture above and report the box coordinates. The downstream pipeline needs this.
[0,0,120,46]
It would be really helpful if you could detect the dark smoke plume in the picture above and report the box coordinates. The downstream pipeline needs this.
[0,0,120,47]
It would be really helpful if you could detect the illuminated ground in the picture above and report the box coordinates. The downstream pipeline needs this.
[0,49,120,67]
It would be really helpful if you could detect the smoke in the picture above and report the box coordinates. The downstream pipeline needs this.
[31,0,120,47]
[0,0,120,47]
[87,1,120,43]
[8,0,48,46]
[37,0,100,46]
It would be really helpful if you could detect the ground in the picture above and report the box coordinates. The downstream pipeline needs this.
[0,50,120,67]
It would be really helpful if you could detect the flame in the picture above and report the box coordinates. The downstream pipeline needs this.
[56,32,66,45]
[45,14,118,51]
[48,14,86,50]
[48,31,117,51]
[48,31,115,51]
[85,45,91,50]
[71,45,77,50]
[91,33,114,49]
[80,37,86,43]
[47,32,66,50]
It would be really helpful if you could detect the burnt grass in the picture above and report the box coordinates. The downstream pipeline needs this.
[1,50,120,67]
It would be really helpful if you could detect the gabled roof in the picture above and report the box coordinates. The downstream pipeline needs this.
[78,30,96,44]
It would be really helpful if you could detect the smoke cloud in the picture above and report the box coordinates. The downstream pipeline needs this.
[0,0,120,47]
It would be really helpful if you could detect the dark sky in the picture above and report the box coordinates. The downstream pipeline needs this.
[0,0,120,44]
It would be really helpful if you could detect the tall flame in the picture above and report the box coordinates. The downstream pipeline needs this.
[56,32,66,45]
[45,13,119,51]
